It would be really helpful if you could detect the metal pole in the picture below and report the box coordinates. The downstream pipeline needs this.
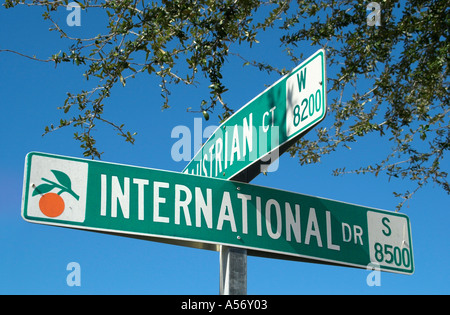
[219,245,247,295]
[219,170,250,295]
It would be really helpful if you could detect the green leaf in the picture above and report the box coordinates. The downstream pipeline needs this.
[32,183,54,196]
[51,170,72,190]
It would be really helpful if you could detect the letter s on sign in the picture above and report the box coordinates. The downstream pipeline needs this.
[382,217,391,237]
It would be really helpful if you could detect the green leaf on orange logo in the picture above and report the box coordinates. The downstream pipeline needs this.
[32,183,54,196]
[33,170,80,201]
[51,170,72,190]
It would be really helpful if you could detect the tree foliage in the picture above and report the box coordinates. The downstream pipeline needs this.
[282,0,449,209]
[2,0,449,210]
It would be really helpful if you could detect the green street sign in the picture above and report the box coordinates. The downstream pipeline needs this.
[183,49,327,182]
[22,152,414,274]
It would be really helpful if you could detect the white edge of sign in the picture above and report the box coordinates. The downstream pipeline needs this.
[22,151,414,275]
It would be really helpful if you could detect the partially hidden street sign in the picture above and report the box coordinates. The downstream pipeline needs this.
[183,49,327,182]
[22,152,414,274]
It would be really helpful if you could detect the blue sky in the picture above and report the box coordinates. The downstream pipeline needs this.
[1,3,449,295]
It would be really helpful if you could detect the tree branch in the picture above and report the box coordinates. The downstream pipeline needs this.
[0,49,52,62]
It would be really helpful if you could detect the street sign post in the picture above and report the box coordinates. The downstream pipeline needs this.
[183,49,327,182]
[186,49,327,294]
[22,152,414,275]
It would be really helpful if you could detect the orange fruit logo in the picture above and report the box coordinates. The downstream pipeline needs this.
[32,170,79,218]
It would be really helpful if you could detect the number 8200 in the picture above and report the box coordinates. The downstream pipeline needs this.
[293,89,322,127]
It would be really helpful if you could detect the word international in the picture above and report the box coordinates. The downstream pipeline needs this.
[22,152,413,274]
